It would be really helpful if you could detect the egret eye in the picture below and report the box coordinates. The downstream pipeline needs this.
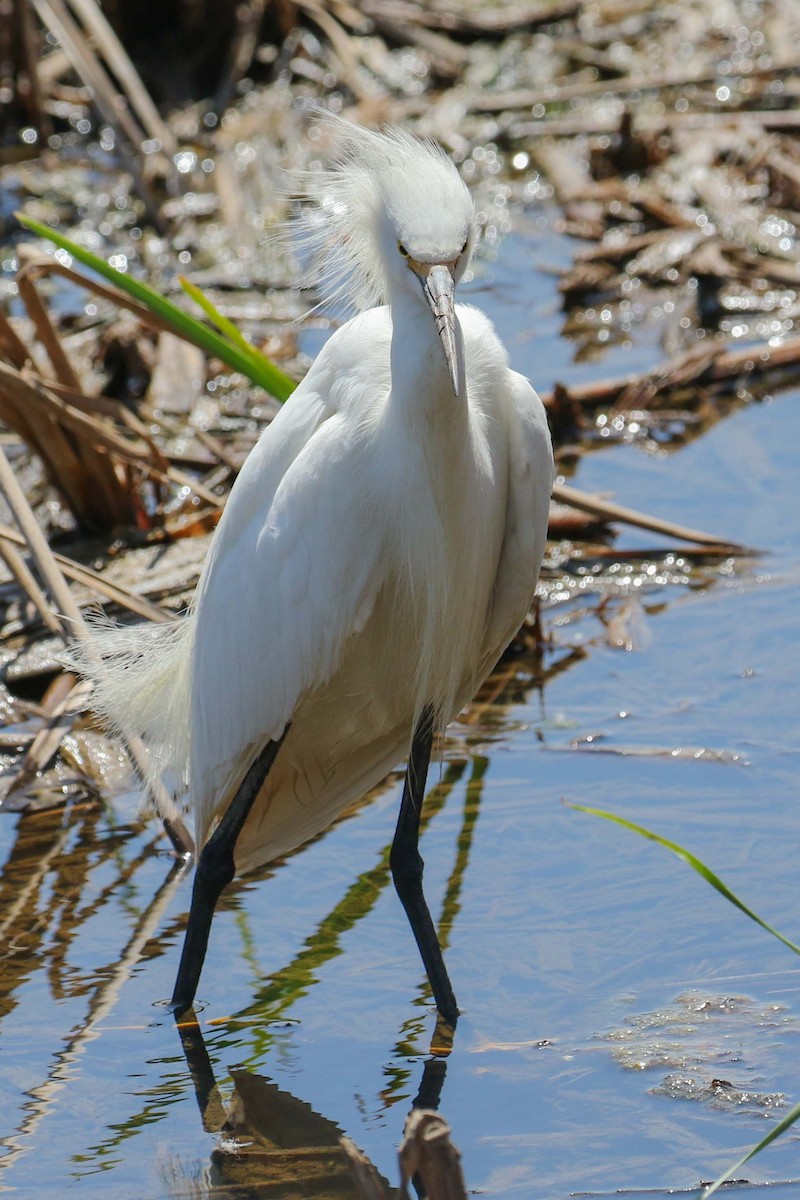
[398,242,409,257]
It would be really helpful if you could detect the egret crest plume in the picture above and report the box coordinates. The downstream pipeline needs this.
[291,117,477,313]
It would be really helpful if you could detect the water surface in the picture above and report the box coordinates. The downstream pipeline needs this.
[0,223,798,1198]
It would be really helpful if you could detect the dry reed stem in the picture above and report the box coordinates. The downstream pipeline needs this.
[470,54,799,113]
[0,442,193,855]
[1,255,233,528]
[0,253,225,529]
[30,0,166,227]
[14,255,175,336]
[7,677,95,798]
[0,535,65,635]
[0,359,144,530]
[16,264,82,387]
[213,0,270,116]
[541,333,800,411]
[44,382,223,506]
[552,482,744,549]
[0,304,33,368]
[1,362,151,464]
[0,521,173,622]
[294,0,373,100]
[357,0,578,36]
[65,0,178,157]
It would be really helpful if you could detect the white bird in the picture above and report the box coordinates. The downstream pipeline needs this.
[89,118,554,1026]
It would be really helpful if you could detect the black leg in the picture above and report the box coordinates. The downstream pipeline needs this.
[390,706,459,1027]
[170,730,288,1017]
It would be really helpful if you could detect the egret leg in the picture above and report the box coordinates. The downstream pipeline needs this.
[391,707,459,1027]
[170,732,287,1017]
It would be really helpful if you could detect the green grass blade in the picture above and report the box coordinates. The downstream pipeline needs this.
[15,212,296,401]
[701,1097,800,1196]
[570,802,800,1193]
[178,275,255,355]
[566,802,800,956]
[178,274,296,398]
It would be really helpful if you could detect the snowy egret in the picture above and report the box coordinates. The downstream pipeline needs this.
[89,118,554,1025]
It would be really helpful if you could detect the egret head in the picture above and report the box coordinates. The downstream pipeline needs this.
[293,117,477,394]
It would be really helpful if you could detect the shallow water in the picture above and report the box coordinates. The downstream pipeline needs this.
[1,219,799,1198]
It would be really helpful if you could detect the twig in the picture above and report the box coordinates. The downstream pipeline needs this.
[506,106,800,141]
[568,543,757,562]
[552,482,744,549]
[541,334,800,410]
[468,56,800,113]
[358,0,578,37]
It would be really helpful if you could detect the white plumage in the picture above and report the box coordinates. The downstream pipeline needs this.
[88,117,554,1018]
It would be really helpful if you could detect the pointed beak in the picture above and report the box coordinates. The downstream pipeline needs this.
[419,264,460,398]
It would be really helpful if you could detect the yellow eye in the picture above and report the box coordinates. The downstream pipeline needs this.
[398,242,409,257]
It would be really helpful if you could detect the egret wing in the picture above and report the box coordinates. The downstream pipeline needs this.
[189,383,387,827]
[481,370,554,672]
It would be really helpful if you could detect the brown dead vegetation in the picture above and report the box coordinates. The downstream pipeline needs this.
[0,5,798,1185]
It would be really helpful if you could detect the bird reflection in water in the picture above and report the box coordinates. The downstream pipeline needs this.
[175,1012,463,1200]
[168,755,486,1198]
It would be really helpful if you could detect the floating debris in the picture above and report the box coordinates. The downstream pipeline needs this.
[602,991,796,1114]
[0,0,792,823]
